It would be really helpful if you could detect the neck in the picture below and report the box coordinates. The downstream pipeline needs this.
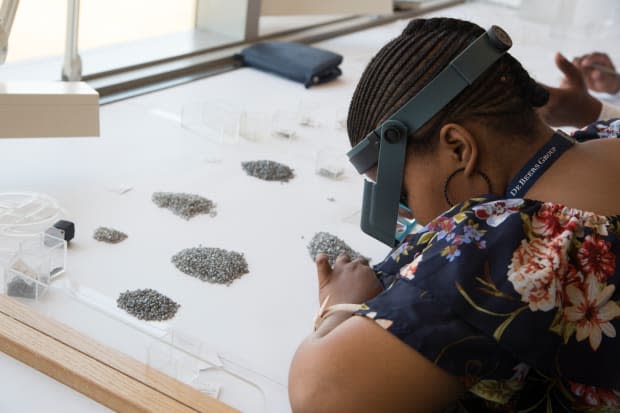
[495,122,556,196]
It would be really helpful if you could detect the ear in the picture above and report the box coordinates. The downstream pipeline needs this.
[438,123,479,177]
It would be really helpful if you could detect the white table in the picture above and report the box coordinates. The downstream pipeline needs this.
[1,2,618,412]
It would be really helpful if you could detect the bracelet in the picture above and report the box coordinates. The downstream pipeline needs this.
[312,295,364,331]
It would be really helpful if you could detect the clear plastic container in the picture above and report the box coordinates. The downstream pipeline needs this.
[238,111,272,142]
[0,192,64,237]
[315,147,346,180]
[181,100,241,144]
[296,99,323,129]
[271,110,299,140]
[3,232,67,300]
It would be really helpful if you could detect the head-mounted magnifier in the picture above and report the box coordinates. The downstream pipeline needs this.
[346,25,512,246]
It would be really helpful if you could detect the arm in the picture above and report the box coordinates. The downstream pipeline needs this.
[289,316,463,413]
[289,254,463,413]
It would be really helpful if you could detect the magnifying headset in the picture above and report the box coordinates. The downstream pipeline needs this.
[346,26,512,247]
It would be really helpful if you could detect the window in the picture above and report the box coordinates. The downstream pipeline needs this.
[0,0,459,102]
[6,0,196,65]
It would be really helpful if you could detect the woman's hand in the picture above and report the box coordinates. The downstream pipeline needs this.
[291,257,462,413]
[574,52,620,95]
[316,253,383,307]
[537,52,602,128]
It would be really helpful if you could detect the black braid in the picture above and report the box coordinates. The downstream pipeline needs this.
[503,54,549,107]
[347,18,549,154]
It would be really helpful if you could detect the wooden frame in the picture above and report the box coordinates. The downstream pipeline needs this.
[0,295,239,413]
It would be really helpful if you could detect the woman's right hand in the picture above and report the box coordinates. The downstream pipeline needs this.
[316,253,382,308]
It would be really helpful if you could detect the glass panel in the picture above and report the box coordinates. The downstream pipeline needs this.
[79,0,197,73]
[5,0,196,64]
[5,0,66,63]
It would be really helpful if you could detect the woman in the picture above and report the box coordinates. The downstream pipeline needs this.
[289,18,620,412]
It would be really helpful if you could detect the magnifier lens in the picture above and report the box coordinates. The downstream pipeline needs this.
[395,202,417,242]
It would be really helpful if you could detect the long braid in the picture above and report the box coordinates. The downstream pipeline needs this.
[347,18,548,153]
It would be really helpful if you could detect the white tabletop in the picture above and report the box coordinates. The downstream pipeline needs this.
[1,2,618,412]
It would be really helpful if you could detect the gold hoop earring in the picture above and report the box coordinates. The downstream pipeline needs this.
[443,167,493,207]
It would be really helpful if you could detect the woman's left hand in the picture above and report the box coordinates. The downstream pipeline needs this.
[537,52,601,128]
[316,253,383,307]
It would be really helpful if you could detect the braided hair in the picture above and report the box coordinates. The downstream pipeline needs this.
[347,18,548,153]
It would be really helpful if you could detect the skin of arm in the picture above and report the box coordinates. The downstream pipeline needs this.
[289,316,464,413]
[288,254,464,413]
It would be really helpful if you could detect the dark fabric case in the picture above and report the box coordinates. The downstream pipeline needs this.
[239,42,343,88]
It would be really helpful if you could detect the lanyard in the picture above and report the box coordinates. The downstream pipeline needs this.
[505,131,575,198]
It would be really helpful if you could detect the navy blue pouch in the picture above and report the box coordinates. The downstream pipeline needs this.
[239,42,343,88]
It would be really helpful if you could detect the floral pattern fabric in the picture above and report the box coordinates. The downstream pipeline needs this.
[355,121,620,412]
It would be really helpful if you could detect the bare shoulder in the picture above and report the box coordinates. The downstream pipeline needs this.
[584,136,620,153]
[289,316,463,413]
[527,139,620,215]
[579,138,620,177]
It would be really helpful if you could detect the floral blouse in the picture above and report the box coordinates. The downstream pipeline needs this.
[354,120,620,412]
